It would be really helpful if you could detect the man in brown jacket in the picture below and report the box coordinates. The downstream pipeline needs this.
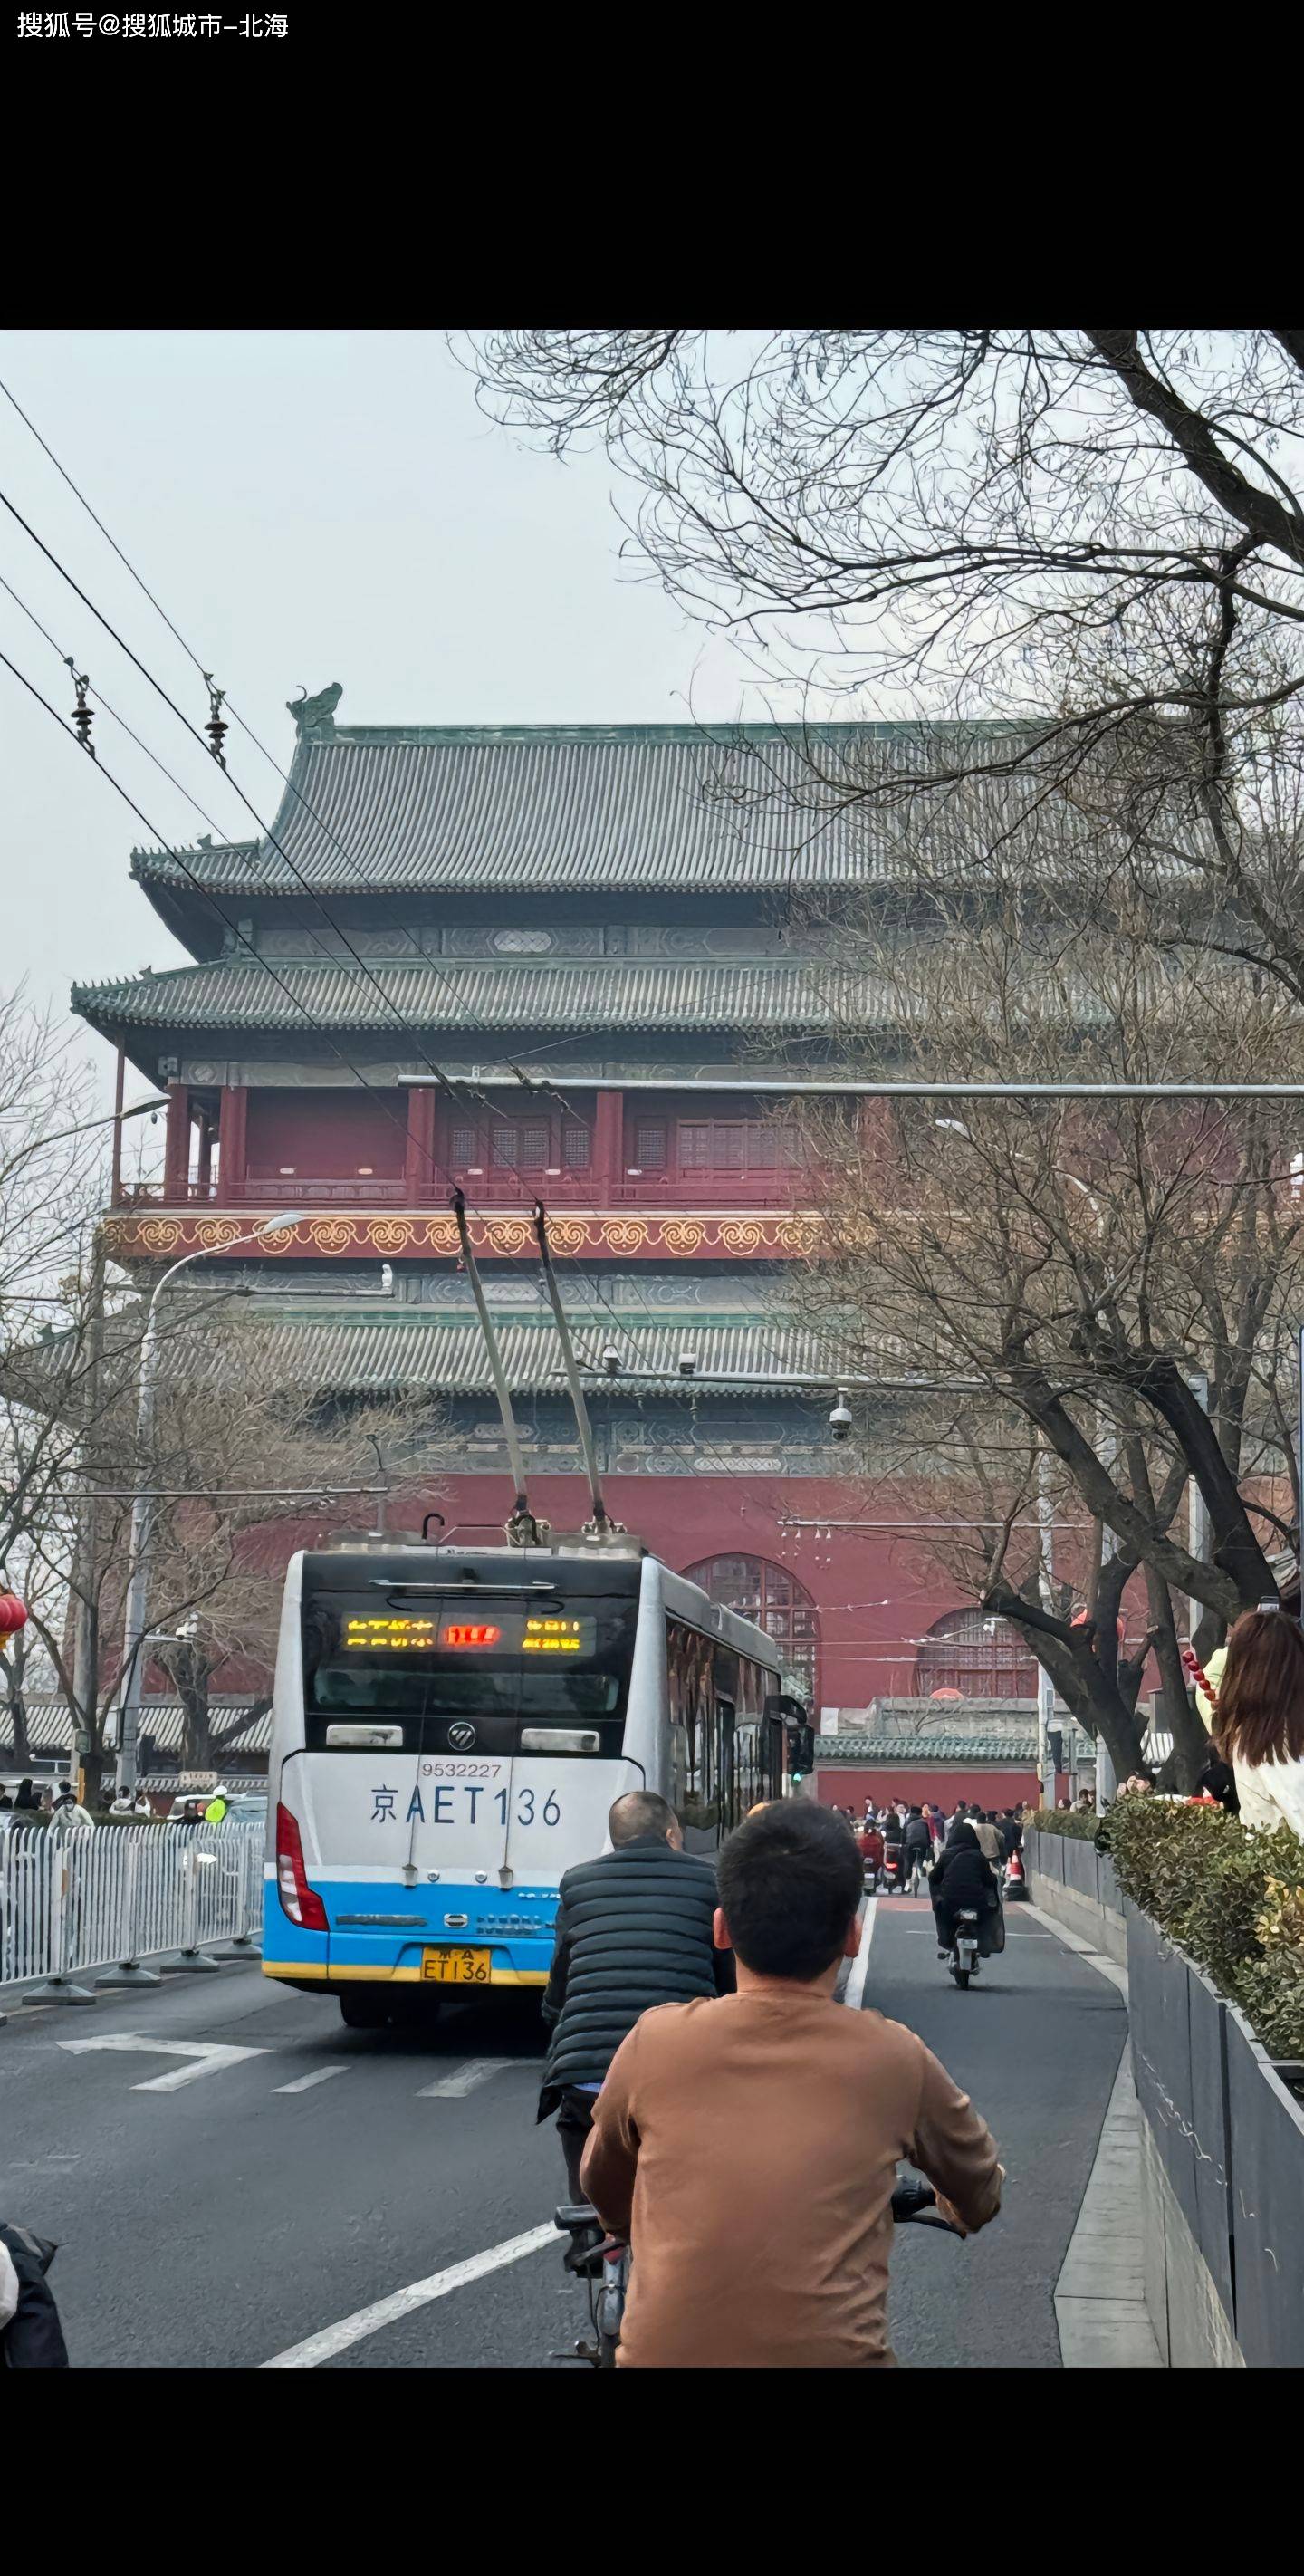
[580,1799,1002,2367]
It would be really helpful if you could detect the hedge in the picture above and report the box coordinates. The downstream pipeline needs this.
[1030,1797,1304,2059]
[1027,1806,1098,1841]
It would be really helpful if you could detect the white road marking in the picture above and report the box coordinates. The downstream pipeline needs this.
[416,2057,519,2099]
[58,2033,269,2091]
[261,2223,558,2368]
[842,1898,878,2011]
[273,2064,350,2095]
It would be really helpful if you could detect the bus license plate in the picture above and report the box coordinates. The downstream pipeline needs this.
[421,1946,492,1985]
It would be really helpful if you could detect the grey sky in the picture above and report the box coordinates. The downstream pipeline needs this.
[0,331,772,1106]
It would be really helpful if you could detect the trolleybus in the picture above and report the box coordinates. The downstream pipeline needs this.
[264,1538,793,2026]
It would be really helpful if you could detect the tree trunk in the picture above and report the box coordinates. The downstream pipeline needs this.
[983,1582,1149,1782]
[1143,1567,1207,1791]
[210,1695,271,1755]
[179,1680,213,1772]
[3,1627,32,1764]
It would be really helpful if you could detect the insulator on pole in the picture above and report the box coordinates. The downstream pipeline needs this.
[202,670,228,767]
[64,658,95,757]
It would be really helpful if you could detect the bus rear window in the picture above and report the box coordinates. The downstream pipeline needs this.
[300,1590,637,1742]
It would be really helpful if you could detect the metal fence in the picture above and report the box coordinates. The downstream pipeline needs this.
[0,1821,264,1991]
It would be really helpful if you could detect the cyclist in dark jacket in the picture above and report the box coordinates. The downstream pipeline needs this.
[537,1790,734,2196]
[929,1822,1000,1954]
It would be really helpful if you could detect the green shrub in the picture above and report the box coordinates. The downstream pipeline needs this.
[1034,1794,1304,2060]
[1025,1806,1098,1841]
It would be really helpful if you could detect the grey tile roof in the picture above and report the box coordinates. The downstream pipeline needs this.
[72,954,874,1037]
[818,1733,1040,1762]
[158,1311,855,1395]
[129,723,1055,903]
[1,1698,263,1755]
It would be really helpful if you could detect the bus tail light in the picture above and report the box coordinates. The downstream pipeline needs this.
[276,1802,328,1931]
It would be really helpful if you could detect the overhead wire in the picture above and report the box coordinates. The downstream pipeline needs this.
[0,424,837,1479]
[0,629,790,1496]
[0,387,827,1382]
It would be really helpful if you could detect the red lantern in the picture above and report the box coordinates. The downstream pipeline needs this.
[0,1591,29,1639]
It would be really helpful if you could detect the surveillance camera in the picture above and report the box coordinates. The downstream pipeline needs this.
[678,1350,698,1379]
[600,1343,620,1377]
[829,1398,853,1442]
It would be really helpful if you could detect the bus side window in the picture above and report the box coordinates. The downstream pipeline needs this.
[669,1719,690,1824]
[668,1617,719,1850]
[716,1695,736,1833]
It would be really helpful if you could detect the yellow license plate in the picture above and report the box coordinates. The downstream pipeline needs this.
[421,1946,493,1985]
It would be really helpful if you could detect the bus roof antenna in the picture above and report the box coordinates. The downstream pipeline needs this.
[532,1200,625,1543]
[449,1189,550,1549]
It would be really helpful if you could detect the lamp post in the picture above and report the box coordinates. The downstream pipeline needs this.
[114,1215,296,1795]
[1037,1449,1057,1810]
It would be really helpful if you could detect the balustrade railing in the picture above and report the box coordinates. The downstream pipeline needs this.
[112,1168,805,1212]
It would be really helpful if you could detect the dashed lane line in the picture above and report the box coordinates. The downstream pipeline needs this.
[416,2057,524,2100]
[273,2064,350,2095]
[261,2224,559,2368]
[841,1898,878,2011]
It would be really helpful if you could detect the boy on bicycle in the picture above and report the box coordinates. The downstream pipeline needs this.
[579,1800,1002,2367]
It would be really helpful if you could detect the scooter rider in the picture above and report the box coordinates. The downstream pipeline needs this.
[928,1820,1000,1958]
[881,1807,906,1893]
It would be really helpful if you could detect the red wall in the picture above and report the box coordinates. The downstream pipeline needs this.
[815,1764,1064,1809]
[424,1471,954,1710]
[205,1467,961,1712]
[245,1089,405,1178]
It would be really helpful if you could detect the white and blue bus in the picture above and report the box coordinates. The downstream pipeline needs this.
[264,1539,791,2026]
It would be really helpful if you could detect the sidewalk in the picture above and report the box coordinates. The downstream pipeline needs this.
[1022,1900,1163,2369]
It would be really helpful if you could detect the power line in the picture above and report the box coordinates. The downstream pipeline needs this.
[0,399,816,1378]
[0,639,784,1495]
[0,447,810,1479]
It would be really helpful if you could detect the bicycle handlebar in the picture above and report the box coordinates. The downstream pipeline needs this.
[891,2177,964,2235]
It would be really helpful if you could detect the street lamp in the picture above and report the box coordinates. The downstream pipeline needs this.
[114,1213,297,1794]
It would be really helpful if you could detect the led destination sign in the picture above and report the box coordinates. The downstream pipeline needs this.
[341,1612,594,1656]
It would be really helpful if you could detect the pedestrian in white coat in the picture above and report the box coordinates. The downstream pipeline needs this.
[1213,1608,1304,1840]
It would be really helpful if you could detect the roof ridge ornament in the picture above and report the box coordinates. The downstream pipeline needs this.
[287,681,343,742]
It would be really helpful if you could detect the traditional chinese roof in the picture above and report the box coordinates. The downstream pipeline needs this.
[71,952,877,1046]
[157,1308,858,1396]
[129,721,1044,947]
[0,1698,263,1756]
[818,1732,1041,1764]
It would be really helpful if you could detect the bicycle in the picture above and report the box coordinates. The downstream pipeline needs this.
[551,2203,630,2368]
[551,2176,961,2365]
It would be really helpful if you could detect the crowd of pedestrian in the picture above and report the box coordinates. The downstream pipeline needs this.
[831,1797,1027,1893]
[0,1780,227,1823]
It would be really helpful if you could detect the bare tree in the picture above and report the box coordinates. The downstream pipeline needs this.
[6,1289,440,1786]
[792,887,1304,1786]
[467,332,1304,1020]
[468,331,1304,1787]
[465,332,1304,733]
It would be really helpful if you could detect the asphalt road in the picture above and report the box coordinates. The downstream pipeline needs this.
[0,1898,1126,2369]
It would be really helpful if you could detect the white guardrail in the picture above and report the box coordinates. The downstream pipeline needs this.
[0,1821,264,1992]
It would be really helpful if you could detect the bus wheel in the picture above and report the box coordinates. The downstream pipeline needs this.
[338,1989,392,2030]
